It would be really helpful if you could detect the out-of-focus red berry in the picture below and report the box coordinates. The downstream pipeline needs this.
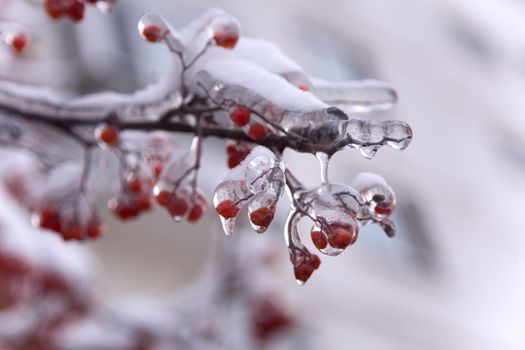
[67,0,85,22]
[155,190,172,207]
[298,85,310,92]
[45,0,65,19]
[63,226,83,241]
[152,163,163,178]
[137,195,152,211]
[142,24,163,43]
[187,204,204,223]
[215,200,239,219]
[36,208,61,232]
[109,199,137,220]
[127,177,142,193]
[213,31,238,49]
[168,197,189,217]
[95,125,119,146]
[87,221,104,239]
[10,34,27,54]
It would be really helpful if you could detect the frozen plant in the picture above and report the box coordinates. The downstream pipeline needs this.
[0,6,413,284]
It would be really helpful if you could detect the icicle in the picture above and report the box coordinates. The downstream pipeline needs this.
[316,152,330,184]
[312,79,398,113]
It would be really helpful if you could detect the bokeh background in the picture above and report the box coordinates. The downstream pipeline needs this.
[3,0,525,349]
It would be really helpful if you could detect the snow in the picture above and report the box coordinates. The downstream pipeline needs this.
[191,55,326,113]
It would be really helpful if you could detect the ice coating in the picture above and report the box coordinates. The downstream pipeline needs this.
[352,172,396,220]
[138,11,184,52]
[213,180,250,236]
[225,146,276,182]
[312,78,398,113]
[214,146,284,235]
[301,183,363,217]
[344,119,413,158]
[179,8,241,62]
[310,209,359,256]
[245,155,284,194]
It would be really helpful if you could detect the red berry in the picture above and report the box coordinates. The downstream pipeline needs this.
[168,197,189,217]
[310,254,321,269]
[230,107,251,127]
[327,225,354,249]
[96,125,119,146]
[225,141,252,169]
[249,207,274,228]
[213,31,238,49]
[63,225,83,241]
[374,203,394,216]
[155,189,172,207]
[152,163,163,178]
[67,0,85,21]
[142,24,163,43]
[294,262,315,284]
[310,230,327,250]
[127,177,142,193]
[215,200,239,219]
[298,85,310,92]
[36,208,61,232]
[137,195,152,211]
[227,155,241,169]
[44,0,65,19]
[87,221,104,239]
[109,199,137,220]
[10,34,27,54]
[187,204,204,223]
[253,297,293,340]
[226,143,237,154]
[248,123,268,141]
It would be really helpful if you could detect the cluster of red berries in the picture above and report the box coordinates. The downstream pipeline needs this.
[108,175,153,220]
[225,140,253,169]
[251,295,294,341]
[34,207,104,240]
[155,187,208,223]
[228,107,270,141]
[1,260,88,349]
[290,248,321,284]
[310,221,358,252]
[44,0,114,22]
[0,252,29,309]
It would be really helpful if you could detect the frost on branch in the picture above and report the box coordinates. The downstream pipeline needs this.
[0,8,413,284]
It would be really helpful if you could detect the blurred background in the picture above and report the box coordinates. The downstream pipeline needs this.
[2,0,525,349]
